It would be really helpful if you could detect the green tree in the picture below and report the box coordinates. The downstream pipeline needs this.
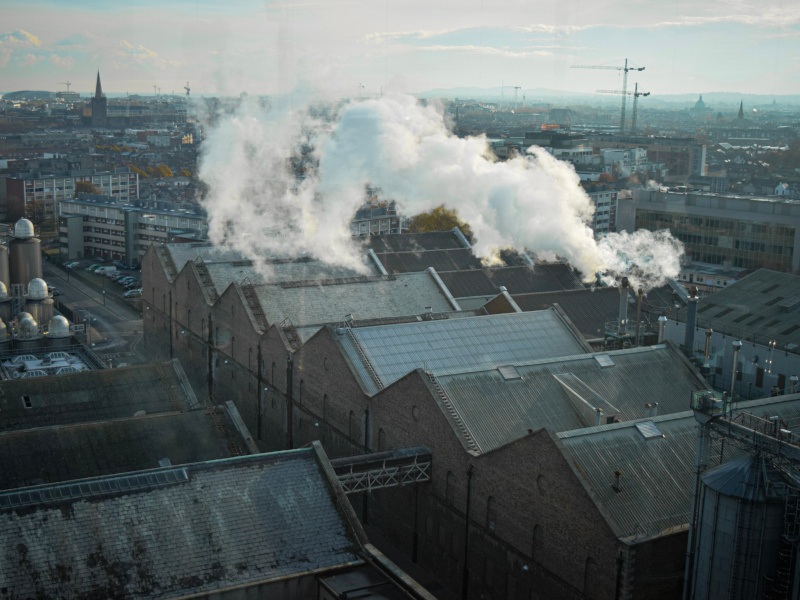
[407,206,473,240]
[74,181,101,197]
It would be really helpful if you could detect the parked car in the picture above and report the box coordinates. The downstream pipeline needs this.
[123,288,142,298]
[48,286,60,296]
[124,280,140,289]
[118,276,136,285]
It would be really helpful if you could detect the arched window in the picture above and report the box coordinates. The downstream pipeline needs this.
[348,410,356,440]
[446,471,455,506]
[532,524,543,560]
[378,428,387,452]
[584,557,598,594]
[486,496,497,532]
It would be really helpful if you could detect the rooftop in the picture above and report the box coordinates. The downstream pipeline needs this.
[677,269,800,348]
[0,447,364,596]
[0,407,247,490]
[339,308,591,395]
[430,343,708,453]
[557,394,800,541]
[0,360,198,432]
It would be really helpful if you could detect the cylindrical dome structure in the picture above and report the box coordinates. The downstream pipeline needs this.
[0,317,10,351]
[15,312,41,349]
[27,278,48,300]
[690,455,788,599]
[8,222,42,286]
[26,297,54,324]
[0,245,10,288]
[48,315,71,348]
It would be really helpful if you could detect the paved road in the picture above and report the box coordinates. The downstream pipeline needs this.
[43,262,146,364]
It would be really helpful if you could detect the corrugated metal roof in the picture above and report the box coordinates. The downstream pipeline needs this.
[678,269,800,347]
[254,271,454,338]
[340,309,589,395]
[433,344,708,453]
[557,395,800,540]
[513,287,623,340]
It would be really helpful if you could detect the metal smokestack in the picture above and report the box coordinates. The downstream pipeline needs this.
[704,327,713,367]
[658,315,668,343]
[730,340,743,397]
[635,287,644,346]
[618,277,630,335]
[684,286,699,353]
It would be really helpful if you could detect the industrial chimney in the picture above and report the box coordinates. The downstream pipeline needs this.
[618,277,630,335]
[684,286,699,353]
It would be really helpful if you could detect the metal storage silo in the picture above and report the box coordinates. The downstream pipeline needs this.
[0,317,10,352]
[14,312,41,350]
[0,282,11,324]
[0,244,10,288]
[8,218,42,285]
[690,455,788,599]
[47,315,72,348]
[26,278,53,323]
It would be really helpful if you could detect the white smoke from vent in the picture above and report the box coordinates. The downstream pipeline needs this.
[198,92,682,290]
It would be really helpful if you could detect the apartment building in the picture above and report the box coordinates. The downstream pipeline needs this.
[5,168,139,226]
[59,194,204,266]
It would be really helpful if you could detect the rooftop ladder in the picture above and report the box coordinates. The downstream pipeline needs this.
[426,371,480,453]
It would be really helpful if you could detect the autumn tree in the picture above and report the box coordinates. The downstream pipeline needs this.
[74,181,101,197]
[407,206,473,240]
[157,164,174,178]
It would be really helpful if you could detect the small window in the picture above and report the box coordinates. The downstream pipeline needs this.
[22,395,32,408]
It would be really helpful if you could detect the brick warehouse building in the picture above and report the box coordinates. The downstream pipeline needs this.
[142,239,710,599]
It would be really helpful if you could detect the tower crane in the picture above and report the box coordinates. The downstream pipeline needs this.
[572,58,644,131]
[58,81,72,94]
[596,83,650,133]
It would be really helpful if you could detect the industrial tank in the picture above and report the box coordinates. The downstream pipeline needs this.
[0,317,10,351]
[0,244,10,288]
[8,218,42,286]
[14,312,41,349]
[0,282,11,324]
[26,278,53,323]
[47,315,71,348]
[690,455,788,599]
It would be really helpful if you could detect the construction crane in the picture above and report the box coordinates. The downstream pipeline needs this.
[572,58,644,131]
[184,82,190,97]
[58,81,72,94]
[596,83,650,133]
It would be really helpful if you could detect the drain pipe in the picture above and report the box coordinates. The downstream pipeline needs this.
[703,328,713,368]
[461,464,474,600]
[730,340,743,398]
[635,287,643,346]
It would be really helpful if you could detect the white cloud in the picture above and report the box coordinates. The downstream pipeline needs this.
[0,29,41,47]
[418,45,554,59]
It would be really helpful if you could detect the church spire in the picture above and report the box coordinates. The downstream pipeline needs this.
[95,70,103,99]
[738,100,744,119]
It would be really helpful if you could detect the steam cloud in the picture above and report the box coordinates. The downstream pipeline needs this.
[198,93,683,290]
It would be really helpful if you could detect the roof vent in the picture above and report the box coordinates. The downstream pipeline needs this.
[594,354,615,368]
[498,365,522,380]
[635,420,664,439]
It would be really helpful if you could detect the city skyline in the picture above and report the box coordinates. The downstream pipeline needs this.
[2,0,799,98]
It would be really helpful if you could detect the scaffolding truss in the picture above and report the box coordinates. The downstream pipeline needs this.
[331,447,432,494]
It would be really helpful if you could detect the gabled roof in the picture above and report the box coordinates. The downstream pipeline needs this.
[255,271,457,344]
[439,264,584,300]
[368,231,468,253]
[340,308,591,395]
[0,447,363,596]
[429,343,708,453]
[0,360,198,432]
[0,408,248,491]
[678,269,800,348]
[556,394,800,541]
[512,287,623,340]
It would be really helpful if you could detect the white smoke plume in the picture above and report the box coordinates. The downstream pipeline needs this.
[198,92,683,290]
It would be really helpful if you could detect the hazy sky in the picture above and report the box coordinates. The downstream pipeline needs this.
[2,0,799,98]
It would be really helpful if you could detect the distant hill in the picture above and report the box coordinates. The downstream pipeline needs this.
[1,91,56,101]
